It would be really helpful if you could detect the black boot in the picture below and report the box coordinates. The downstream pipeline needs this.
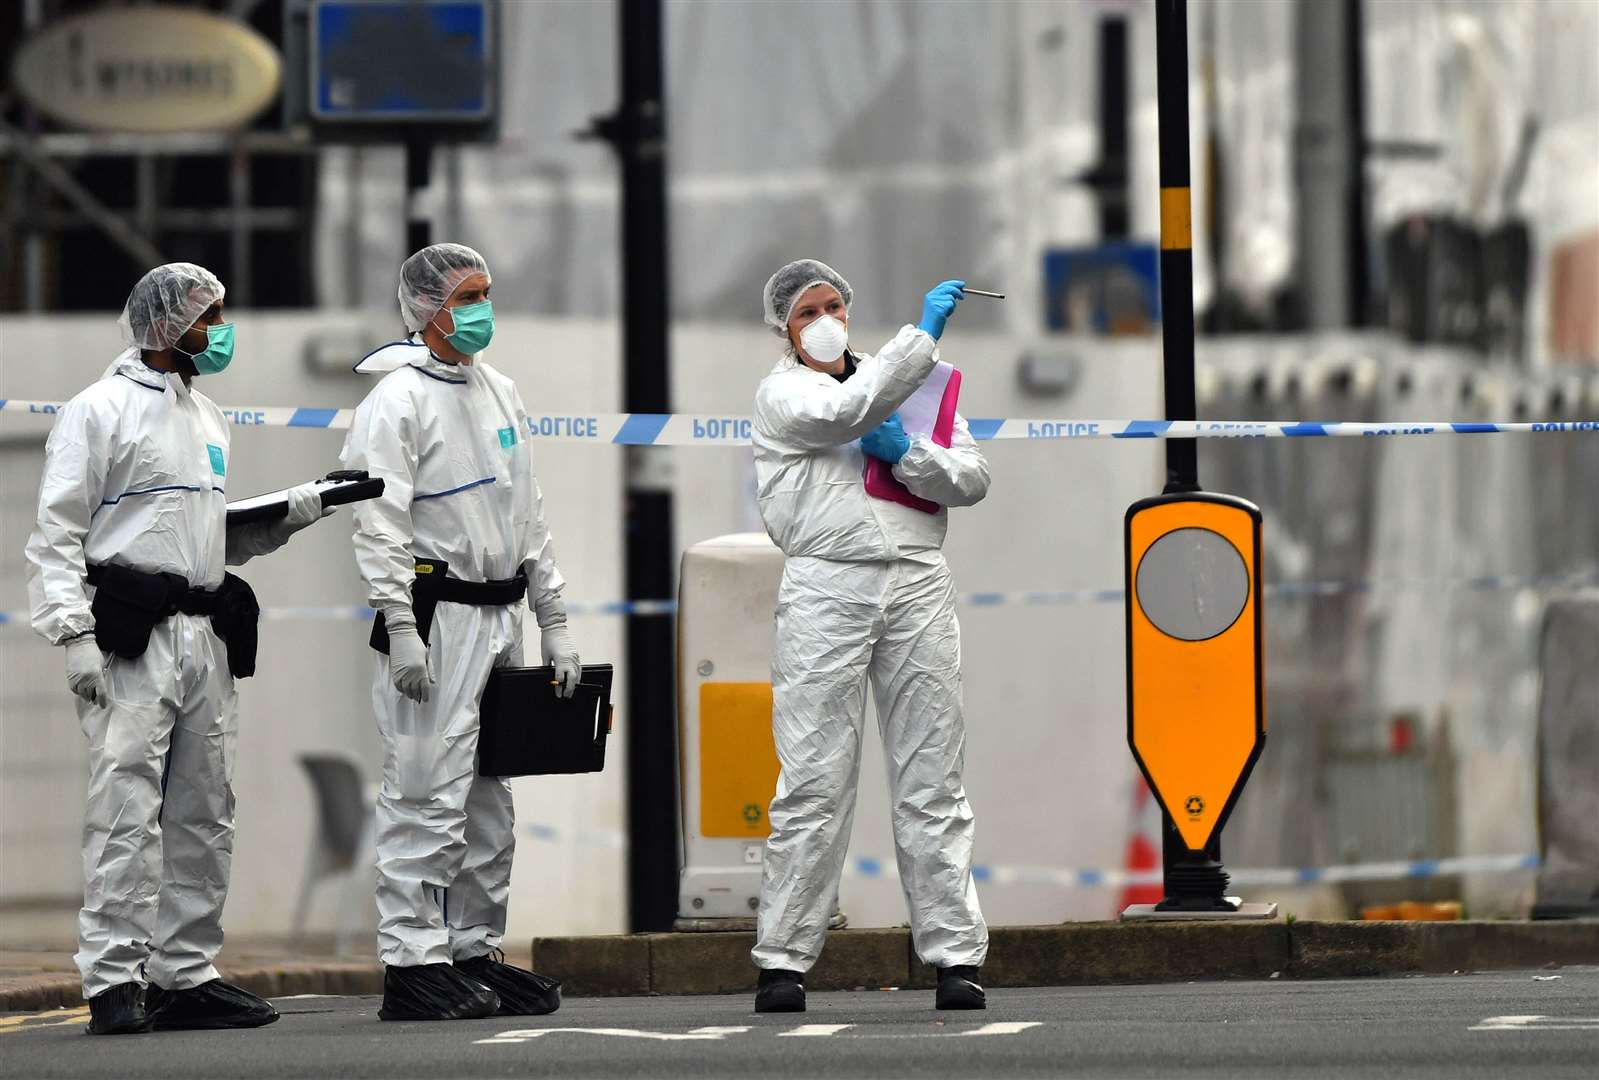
[147,979,280,1030]
[455,952,561,1016]
[379,963,500,1022]
[754,969,806,1013]
[85,983,153,1036]
[935,965,986,1010]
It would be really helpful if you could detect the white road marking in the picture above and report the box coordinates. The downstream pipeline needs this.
[954,1022,1044,1038]
[1471,1015,1599,1032]
[476,1021,1043,1046]
[476,1026,749,1044]
[777,1024,855,1037]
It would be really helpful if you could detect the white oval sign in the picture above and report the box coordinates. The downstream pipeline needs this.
[10,6,282,133]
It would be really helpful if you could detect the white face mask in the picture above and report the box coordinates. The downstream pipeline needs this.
[798,315,848,365]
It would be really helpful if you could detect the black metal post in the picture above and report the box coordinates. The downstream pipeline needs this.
[1156,0,1199,495]
[1153,0,1234,913]
[585,0,678,933]
[1344,0,1370,327]
[1086,16,1131,240]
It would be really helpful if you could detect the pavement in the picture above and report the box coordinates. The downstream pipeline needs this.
[2,968,1596,1079]
[6,919,1598,1013]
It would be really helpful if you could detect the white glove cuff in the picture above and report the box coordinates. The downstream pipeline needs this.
[382,605,417,634]
[533,591,568,631]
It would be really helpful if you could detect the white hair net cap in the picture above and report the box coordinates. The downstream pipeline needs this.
[118,263,225,351]
[761,259,853,337]
[398,243,492,333]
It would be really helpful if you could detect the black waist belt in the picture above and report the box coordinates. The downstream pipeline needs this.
[87,563,260,678]
[369,558,527,654]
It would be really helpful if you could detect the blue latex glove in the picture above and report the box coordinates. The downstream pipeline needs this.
[917,279,967,340]
[860,413,911,464]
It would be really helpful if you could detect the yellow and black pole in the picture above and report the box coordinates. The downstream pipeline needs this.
[1122,0,1275,920]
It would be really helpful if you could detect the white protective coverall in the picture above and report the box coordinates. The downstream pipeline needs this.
[341,351,566,967]
[750,324,991,973]
[26,349,297,998]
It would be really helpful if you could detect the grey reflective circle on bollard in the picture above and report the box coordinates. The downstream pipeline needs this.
[1134,527,1250,642]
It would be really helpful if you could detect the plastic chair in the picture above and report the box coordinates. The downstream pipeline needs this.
[292,754,376,956]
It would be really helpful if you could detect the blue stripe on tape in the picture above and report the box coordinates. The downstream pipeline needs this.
[1114,420,1173,438]
[966,593,1007,606]
[1408,859,1440,878]
[1282,423,1328,437]
[855,856,884,878]
[968,418,1004,441]
[614,414,670,445]
[288,407,339,428]
[1297,867,1324,884]
[1077,869,1103,887]
[1452,423,1499,434]
[973,865,993,884]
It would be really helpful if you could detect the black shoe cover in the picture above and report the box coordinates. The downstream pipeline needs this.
[456,953,561,1016]
[754,969,806,1014]
[147,979,280,1030]
[379,963,500,1022]
[85,982,153,1036]
[935,965,986,1010]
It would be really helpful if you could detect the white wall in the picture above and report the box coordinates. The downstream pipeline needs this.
[1,312,1162,945]
[7,312,1588,943]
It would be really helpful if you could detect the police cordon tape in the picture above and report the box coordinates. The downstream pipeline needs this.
[516,819,1541,887]
[3,399,1597,442]
[0,571,1591,627]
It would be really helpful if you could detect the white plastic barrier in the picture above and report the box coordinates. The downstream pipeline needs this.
[675,533,784,925]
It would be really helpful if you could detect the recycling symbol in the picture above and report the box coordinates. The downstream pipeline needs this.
[742,803,763,825]
[1184,795,1205,816]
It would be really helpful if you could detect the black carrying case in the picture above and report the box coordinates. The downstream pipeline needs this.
[477,664,613,778]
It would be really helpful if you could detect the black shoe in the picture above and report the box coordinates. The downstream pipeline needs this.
[379,963,500,1022]
[147,979,280,1030]
[85,983,153,1036]
[754,969,806,1013]
[935,965,986,1010]
[456,952,561,1016]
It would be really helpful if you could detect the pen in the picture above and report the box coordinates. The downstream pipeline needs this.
[963,288,1005,299]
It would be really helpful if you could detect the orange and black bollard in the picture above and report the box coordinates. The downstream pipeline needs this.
[1121,0,1275,920]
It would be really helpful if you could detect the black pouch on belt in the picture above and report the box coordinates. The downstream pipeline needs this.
[208,573,261,679]
[88,563,188,660]
[369,558,449,655]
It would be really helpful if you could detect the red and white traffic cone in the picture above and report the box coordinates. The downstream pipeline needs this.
[1119,777,1164,909]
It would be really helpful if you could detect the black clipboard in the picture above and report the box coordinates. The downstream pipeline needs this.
[477,664,614,778]
[225,470,386,526]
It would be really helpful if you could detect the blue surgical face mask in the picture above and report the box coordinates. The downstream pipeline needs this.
[436,299,495,355]
[174,322,235,375]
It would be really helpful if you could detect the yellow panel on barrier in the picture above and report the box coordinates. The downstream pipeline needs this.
[1126,494,1264,853]
[699,682,780,838]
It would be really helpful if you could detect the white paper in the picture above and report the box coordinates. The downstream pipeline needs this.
[895,361,956,437]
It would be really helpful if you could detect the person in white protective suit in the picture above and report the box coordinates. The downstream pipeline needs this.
[25,263,333,1036]
[749,259,991,1013]
[341,243,580,1022]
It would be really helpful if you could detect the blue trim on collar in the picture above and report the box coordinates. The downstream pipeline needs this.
[411,363,468,385]
[414,475,496,501]
[115,370,167,393]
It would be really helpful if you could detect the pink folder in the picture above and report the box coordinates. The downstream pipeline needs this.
[863,362,962,515]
